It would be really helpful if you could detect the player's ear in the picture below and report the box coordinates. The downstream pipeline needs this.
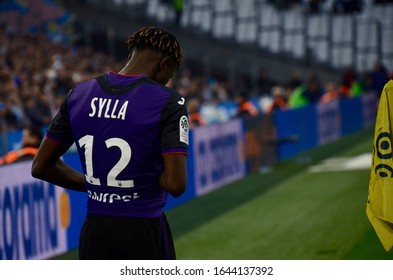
[159,56,171,71]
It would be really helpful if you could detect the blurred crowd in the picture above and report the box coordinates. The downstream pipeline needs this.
[174,56,391,125]
[1,20,392,136]
[0,23,122,133]
[1,0,393,146]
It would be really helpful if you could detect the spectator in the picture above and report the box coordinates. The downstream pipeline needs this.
[342,67,356,87]
[302,75,324,104]
[288,83,308,109]
[350,78,365,97]
[173,0,184,29]
[1,97,23,130]
[234,91,259,118]
[287,69,304,91]
[22,85,52,127]
[370,62,389,96]
[338,82,353,98]
[256,68,276,96]
[0,125,43,165]
[320,82,340,103]
[339,66,366,97]
[187,98,206,128]
[266,86,288,112]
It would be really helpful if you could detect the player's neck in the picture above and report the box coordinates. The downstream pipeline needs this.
[111,71,144,77]
[119,50,161,78]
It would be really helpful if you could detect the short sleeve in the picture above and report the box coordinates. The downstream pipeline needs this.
[160,93,189,155]
[46,90,74,145]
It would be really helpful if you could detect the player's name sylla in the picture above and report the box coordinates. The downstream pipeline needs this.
[89,97,128,120]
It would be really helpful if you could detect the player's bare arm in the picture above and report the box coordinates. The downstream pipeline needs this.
[32,137,86,192]
[160,153,187,197]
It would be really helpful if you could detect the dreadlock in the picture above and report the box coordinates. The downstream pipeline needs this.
[126,27,182,68]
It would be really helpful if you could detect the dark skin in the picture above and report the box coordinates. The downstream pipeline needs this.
[32,48,187,197]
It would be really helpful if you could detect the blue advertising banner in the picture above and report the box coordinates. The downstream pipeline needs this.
[339,97,362,136]
[166,130,197,210]
[273,105,318,160]
[0,161,68,260]
[62,153,86,251]
[316,100,342,146]
[361,92,378,128]
[192,119,246,196]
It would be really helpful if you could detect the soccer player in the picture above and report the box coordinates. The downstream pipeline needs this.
[32,27,188,260]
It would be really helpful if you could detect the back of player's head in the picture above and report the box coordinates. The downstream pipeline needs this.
[126,27,182,69]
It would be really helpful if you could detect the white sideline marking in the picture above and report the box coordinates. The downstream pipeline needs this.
[308,153,372,173]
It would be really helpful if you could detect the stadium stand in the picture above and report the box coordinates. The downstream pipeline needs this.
[138,0,393,74]
[0,0,392,155]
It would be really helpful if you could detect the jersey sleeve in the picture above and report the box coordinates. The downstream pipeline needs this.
[160,92,189,156]
[46,90,74,145]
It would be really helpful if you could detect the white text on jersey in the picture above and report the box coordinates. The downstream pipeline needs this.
[89,97,128,120]
[87,190,139,203]
[178,97,185,105]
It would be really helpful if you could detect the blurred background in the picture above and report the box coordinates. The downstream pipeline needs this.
[0,0,393,260]
[1,0,392,140]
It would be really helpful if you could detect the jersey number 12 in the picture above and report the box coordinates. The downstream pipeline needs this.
[78,135,134,188]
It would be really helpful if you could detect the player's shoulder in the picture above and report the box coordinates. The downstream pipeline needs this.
[143,78,178,94]
[162,87,185,108]
[76,76,98,87]
[163,87,184,106]
[142,78,184,102]
[70,77,97,96]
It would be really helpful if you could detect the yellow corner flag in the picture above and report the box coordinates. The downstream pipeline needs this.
[367,80,393,251]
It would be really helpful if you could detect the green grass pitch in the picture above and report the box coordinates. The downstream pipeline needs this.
[53,127,393,260]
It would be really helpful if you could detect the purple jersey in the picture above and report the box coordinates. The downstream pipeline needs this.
[47,72,189,218]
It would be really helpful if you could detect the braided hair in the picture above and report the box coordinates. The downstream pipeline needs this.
[126,27,183,69]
